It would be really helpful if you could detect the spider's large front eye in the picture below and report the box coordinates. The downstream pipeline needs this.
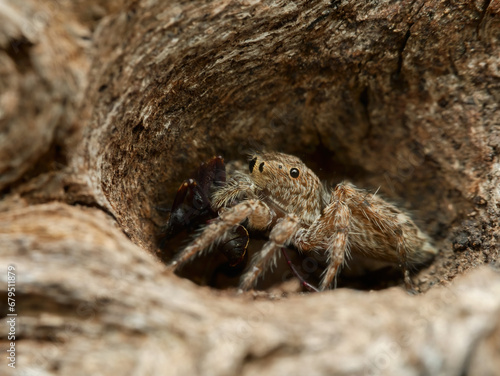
[290,168,300,178]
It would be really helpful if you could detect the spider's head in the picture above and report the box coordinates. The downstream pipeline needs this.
[248,152,323,222]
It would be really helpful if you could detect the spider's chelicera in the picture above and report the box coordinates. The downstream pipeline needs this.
[169,152,437,291]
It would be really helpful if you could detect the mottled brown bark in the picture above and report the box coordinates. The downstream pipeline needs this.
[1,0,499,375]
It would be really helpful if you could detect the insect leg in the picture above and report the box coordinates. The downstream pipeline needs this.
[281,248,319,292]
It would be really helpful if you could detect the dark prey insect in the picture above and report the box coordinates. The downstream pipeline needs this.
[160,156,249,269]
[169,152,437,291]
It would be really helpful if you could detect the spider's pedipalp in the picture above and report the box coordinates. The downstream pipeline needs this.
[239,213,301,290]
[212,172,255,209]
[168,199,271,270]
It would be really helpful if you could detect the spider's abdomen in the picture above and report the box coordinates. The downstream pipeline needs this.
[349,215,437,266]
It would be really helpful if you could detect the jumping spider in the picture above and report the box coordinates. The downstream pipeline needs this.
[169,152,437,291]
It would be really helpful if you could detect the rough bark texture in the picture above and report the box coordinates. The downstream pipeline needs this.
[1,0,500,375]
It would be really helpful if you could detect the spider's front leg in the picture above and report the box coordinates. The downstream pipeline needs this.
[294,185,353,291]
[168,199,272,271]
[239,214,301,291]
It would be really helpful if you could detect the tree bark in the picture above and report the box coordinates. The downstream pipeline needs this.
[1,0,499,375]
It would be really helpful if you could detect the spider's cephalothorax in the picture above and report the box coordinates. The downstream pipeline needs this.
[246,153,324,224]
[169,152,437,291]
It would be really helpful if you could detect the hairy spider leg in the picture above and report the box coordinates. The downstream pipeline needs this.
[319,200,351,291]
[168,199,271,270]
[239,214,300,290]
[336,183,417,291]
[290,184,352,291]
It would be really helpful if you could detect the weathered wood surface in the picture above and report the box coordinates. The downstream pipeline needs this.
[1,0,500,375]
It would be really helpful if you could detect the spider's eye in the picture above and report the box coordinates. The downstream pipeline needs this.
[289,168,300,178]
[249,157,257,173]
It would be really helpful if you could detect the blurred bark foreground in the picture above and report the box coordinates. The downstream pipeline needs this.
[1,0,500,375]
[1,204,500,375]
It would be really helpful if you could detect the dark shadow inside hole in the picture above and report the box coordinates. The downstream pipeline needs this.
[298,141,369,184]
